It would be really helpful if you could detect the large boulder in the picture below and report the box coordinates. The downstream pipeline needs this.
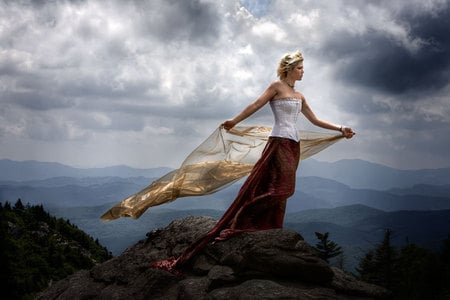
[38,216,390,299]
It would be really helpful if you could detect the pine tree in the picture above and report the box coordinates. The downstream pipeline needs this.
[357,229,397,290]
[356,250,377,282]
[14,198,24,210]
[375,229,397,289]
[314,232,343,263]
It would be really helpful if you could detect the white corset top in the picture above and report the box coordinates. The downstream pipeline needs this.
[269,98,302,142]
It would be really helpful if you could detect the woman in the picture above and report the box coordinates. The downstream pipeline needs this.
[152,50,355,270]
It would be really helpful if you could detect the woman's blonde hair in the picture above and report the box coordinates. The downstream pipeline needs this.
[277,51,303,80]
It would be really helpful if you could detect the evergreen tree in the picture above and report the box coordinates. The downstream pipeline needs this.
[396,244,443,300]
[357,229,397,290]
[356,250,378,283]
[358,232,450,299]
[14,198,24,210]
[440,236,450,298]
[374,228,397,289]
[314,231,343,263]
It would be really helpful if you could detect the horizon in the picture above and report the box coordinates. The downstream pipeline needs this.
[1,1,449,170]
[2,156,450,172]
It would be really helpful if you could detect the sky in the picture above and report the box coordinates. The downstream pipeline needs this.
[0,0,449,170]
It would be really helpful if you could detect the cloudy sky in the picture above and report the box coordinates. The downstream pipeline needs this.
[0,0,449,170]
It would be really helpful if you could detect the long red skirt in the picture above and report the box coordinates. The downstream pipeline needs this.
[151,137,300,270]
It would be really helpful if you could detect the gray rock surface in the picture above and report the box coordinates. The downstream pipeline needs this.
[38,216,390,299]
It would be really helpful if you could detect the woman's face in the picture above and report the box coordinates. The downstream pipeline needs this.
[289,62,304,81]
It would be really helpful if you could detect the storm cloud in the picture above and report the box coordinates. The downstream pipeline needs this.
[323,4,450,95]
[0,0,449,169]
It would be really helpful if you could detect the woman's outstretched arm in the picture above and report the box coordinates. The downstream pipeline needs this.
[222,82,278,130]
[302,98,355,139]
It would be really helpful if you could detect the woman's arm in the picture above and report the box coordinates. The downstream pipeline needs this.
[222,82,278,130]
[302,98,355,138]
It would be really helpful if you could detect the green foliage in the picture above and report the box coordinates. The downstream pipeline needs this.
[357,229,450,299]
[313,231,343,263]
[0,200,113,299]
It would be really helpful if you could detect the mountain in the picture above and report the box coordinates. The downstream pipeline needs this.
[0,177,153,207]
[299,158,450,189]
[283,205,450,272]
[3,158,450,190]
[388,183,450,198]
[0,159,171,181]
[2,175,450,212]
[295,176,450,211]
[286,204,385,226]
[285,205,450,251]
[0,176,151,188]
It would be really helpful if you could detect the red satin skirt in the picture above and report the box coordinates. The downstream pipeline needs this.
[151,137,300,270]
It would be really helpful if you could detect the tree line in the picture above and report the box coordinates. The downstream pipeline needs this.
[0,199,113,299]
[315,229,450,299]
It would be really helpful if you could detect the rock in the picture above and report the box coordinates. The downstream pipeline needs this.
[38,216,389,300]
[178,277,210,300]
[199,229,334,285]
[208,265,237,289]
[208,279,337,300]
[331,267,391,299]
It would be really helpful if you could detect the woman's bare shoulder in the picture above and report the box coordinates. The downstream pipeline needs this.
[268,80,284,90]
[293,91,305,99]
[260,80,284,98]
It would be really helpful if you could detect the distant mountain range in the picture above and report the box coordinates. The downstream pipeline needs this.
[0,159,171,182]
[298,158,450,190]
[2,175,450,212]
[2,158,449,272]
[2,158,450,189]
[1,158,450,212]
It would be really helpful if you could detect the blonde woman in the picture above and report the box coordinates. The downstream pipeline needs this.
[152,50,355,270]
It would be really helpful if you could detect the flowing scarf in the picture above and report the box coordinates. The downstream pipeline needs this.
[100,126,343,221]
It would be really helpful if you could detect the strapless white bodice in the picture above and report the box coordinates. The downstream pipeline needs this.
[269,98,302,142]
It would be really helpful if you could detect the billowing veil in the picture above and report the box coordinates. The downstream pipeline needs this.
[100,126,343,221]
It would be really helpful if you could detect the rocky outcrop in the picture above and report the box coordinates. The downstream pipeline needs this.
[38,216,389,299]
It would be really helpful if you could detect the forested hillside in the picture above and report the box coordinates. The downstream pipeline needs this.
[0,200,113,299]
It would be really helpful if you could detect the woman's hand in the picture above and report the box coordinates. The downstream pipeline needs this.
[341,126,356,139]
[221,120,236,131]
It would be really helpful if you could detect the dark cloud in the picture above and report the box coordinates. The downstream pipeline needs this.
[0,0,448,169]
[6,91,74,111]
[322,4,450,96]
[138,0,222,45]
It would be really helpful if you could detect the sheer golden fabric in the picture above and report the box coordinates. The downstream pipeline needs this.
[100,126,343,221]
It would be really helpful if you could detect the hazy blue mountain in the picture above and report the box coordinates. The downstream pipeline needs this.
[3,158,450,190]
[0,178,151,207]
[286,206,450,271]
[285,204,385,226]
[2,175,450,212]
[0,174,332,211]
[299,158,450,189]
[388,184,450,198]
[350,209,450,249]
[296,176,450,211]
[0,159,171,181]
[286,206,450,250]
[0,176,152,188]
